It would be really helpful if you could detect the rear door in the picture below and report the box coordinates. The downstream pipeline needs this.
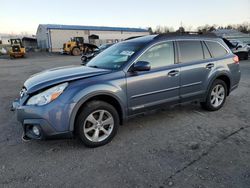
[177,40,215,101]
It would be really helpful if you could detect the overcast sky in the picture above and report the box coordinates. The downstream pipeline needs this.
[0,0,250,34]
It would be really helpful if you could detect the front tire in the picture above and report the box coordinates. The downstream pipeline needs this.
[76,100,119,147]
[72,47,81,56]
[201,79,227,111]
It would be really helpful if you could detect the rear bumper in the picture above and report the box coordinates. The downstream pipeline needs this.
[61,51,70,55]
[230,83,239,93]
[61,49,70,55]
[10,52,25,56]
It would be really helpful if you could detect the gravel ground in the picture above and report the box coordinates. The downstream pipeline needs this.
[0,53,249,188]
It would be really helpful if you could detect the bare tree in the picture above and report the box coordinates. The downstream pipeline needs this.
[197,24,217,33]
[148,27,153,34]
[153,25,174,34]
[176,26,185,33]
[150,22,250,35]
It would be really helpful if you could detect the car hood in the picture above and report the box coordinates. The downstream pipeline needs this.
[24,65,111,94]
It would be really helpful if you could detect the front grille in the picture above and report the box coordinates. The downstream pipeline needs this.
[63,43,66,49]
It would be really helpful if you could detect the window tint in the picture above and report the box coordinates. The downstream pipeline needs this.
[138,42,174,69]
[202,42,212,59]
[205,41,228,58]
[178,41,203,63]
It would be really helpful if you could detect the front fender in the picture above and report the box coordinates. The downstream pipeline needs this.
[68,83,127,132]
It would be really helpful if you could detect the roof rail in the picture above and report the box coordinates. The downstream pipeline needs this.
[125,36,143,41]
[154,31,217,39]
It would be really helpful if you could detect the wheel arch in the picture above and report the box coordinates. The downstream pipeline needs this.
[69,92,126,132]
[207,73,231,96]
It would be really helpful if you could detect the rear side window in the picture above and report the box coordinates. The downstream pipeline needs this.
[205,41,228,58]
[178,41,203,63]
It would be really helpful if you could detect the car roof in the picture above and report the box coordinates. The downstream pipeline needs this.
[124,35,157,43]
[124,32,220,45]
[154,32,217,40]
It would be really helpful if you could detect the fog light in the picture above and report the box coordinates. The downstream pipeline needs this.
[32,126,40,136]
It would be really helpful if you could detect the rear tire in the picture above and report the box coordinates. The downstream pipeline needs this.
[201,79,227,111]
[75,100,119,147]
[72,47,81,56]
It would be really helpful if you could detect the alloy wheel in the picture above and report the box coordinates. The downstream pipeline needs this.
[83,110,114,142]
[210,84,225,108]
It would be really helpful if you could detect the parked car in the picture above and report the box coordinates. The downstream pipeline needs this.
[12,33,241,147]
[0,47,7,55]
[81,43,114,64]
[223,38,249,60]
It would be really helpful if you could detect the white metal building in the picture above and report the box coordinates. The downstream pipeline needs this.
[36,24,149,52]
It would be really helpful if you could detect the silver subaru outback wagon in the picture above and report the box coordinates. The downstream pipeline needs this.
[12,33,241,147]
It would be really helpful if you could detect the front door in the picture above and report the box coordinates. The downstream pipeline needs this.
[126,41,180,115]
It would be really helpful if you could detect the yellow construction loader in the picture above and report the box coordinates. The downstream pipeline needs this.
[9,38,26,58]
[63,37,98,56]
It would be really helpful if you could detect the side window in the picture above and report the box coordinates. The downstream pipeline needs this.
[137,41,174,69]
[205,41,228,58]
[202,42,212,59]
[178,41,204,63]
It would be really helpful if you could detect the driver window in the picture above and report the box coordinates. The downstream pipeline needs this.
[137,41,174,69]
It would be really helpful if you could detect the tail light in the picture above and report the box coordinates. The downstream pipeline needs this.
[233,55,239,64]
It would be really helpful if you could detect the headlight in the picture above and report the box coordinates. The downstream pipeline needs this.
[26,83,68,106]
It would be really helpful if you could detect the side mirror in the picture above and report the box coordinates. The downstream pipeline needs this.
[132,61,151,72]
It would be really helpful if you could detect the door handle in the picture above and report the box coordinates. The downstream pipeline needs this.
[206,63,214,69]
[168,70,179,77]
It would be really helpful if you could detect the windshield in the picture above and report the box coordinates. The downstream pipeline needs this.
[99,44,111,50]
[87,42,144,70]
[10,39,21,45]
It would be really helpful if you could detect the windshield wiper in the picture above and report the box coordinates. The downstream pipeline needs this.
[88,65,112,70]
